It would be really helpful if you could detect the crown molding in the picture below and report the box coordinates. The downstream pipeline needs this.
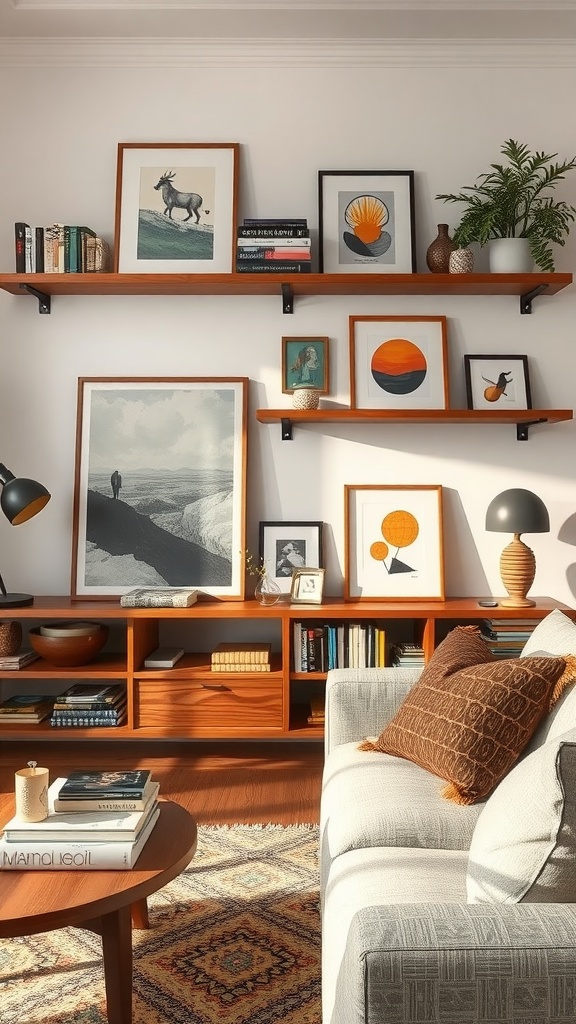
[0,37,575,67]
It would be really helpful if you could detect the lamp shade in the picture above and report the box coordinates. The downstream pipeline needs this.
[0,462,51,607]
[485,488,550,535]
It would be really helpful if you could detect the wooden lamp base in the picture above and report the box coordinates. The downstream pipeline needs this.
[499,533,536,608]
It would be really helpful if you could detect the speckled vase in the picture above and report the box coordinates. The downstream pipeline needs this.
[292,386,320,410]
[449,247,474,273]
[426,224,454,273]
[0,621,22,657]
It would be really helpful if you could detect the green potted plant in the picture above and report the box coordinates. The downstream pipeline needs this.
[436,139,576,273]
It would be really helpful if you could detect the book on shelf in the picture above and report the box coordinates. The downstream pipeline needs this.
[243,218,308,226]
[144,646,184,669]
[0,693,54,722]
[55,683,125,704]
[211,642,271,664]
[0,804,160,870]
[120,587,199,608]
[14,222,28,272]
[51,698,125,714]
[35,226,44,272]
[211,663,271,672]
[57,769,152,800]
[51,702,127,722]
[235,261,312,273]
[54,779,159,813]
[0,649,40,669]
[236,249,311,261]
[237,225,310,238]
[236,237,311,248]
[307,694,325,725]
[3,778,158,843]
[50,715,127,728]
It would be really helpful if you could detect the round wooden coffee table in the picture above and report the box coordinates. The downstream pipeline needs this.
[0,800,197,1024]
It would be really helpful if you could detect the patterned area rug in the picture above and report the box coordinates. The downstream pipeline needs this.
[0,824,320,1024]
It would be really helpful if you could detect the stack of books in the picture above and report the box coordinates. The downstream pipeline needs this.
[0,693,54,723]
[307,694,325,727]
[50,683,127,728]
[211,641,272,672]
[0,769,160,870]
[235,218,311,274]
[0,648,39,670]
[388,641,426,669]
[14,222,110,274]
[120,587,199,608]
[293,621,387,672]
[480,617,537,658]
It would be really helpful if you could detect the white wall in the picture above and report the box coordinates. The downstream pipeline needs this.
[1,46,575,605]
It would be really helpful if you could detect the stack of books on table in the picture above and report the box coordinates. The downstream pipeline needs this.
[49,682,127,728]
[235,219,311,274]
[0,769,160,870]
[0,693,55,723]
[14,222,110,273]
[211,641,272,672]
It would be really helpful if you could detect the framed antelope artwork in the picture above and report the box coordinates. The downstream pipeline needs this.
[114,142,239,274]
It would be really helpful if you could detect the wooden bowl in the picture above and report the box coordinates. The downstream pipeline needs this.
[29,624,109,667]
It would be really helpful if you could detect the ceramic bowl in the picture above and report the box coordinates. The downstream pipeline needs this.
[29,624,109,667]
[39,620,102,638]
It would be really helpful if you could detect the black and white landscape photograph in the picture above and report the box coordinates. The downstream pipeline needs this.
[72,379,247,598]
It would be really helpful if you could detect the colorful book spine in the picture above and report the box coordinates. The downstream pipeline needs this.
[236,249,311,261]
[237,226,309,238]
[14,222,28,272]
[0,806,159,870]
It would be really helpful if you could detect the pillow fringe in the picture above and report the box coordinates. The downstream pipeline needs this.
[441,782,476,805]
[549,654,576,708]
[358,738,378,751]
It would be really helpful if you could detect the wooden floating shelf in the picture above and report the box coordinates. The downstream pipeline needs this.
[0,271,571,314]
[255,407,574,441]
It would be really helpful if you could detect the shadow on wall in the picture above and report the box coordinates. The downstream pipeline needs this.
[558,513,576,602]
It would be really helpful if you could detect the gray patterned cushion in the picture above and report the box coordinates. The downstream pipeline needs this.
[467,728,576,903]
[521,608,576,659]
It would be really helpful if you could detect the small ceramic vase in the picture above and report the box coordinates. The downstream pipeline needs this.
[0,621,22,657]
[449,247,474,273]
[292,386,320,410]
[254,574,281,606]
[426,224,454,273]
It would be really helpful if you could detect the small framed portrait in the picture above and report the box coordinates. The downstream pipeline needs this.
[464,355,532,410]
[349,315,449,410]
[290,567,326,605]
[282,337,330,394]
[344,484,445,601]
[318,170,416,274]
[113,142,239,273]
[259,521,323,594]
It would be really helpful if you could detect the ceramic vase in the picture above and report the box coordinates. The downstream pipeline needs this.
[449,247,474,274]
[254,574,281,606]
[292,386,320,410]
[426,224,454,273]
[0,621,22,657]
[489,238,534,274]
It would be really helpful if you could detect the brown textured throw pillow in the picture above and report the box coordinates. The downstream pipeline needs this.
[360,625,568,804]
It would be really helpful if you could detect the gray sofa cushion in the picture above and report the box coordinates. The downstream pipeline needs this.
[321,741,483,890]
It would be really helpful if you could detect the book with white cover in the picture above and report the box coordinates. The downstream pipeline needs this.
[120,587,198,608]
[2,778,157,842]
[0,805,160,870]
[53,779,160,813]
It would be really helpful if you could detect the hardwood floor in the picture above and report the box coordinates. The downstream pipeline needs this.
[0,740,324,826]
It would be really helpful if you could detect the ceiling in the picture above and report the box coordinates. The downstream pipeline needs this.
[2,0,576,42]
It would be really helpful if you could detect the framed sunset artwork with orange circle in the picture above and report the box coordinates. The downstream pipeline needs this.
[349,314,449,410]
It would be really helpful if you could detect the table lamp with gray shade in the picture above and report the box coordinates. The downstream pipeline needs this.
[0,463,51,607]
[485,487,550,608]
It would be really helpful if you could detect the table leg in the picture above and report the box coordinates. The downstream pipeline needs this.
[100,904,133,1024]
[131,898,149,929]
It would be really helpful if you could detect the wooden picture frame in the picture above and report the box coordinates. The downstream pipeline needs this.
[281,337,329,395]
[259,521,323,594]
[113,142,239,273]
[71,377,248,599]
[290,567,326,605]
[349,315,449,410]
[464,354,532,410]
[318,169,416,274]
[344,484,445,601]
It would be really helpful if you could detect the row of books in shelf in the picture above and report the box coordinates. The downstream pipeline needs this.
[0,683,126,727]
[236,218,311,274]
[294,621,388,673]
[0,769,159,870]
[211,641,271,672]
[14,221,110,273]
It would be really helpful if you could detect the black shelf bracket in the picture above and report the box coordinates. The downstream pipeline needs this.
[516,417,546,441]
[19,283,51,314]
[520,283,548,315]
[281,417,293,440]
[281,283,294,314]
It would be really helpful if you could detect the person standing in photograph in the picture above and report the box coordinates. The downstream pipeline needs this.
[111,470,122,499]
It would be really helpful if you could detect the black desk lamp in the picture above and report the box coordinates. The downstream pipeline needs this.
[0,463,51,607]
[485,487,549,608]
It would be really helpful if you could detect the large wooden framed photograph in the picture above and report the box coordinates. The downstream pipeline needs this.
[259,520,323,594]
[318,170,416,274]
[349,315,449,410]
[344,484,445,601]
[71,377,248,600]
[464,354,532,410]
[113,142,239,273]
[281,337,329,394]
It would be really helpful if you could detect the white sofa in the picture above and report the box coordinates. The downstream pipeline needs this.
[320,611,576,1024]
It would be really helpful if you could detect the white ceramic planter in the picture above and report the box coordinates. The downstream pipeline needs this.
[489,238,534,274]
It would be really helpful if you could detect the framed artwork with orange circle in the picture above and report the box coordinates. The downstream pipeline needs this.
[349,314,449,410]
[344,484,445,601]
